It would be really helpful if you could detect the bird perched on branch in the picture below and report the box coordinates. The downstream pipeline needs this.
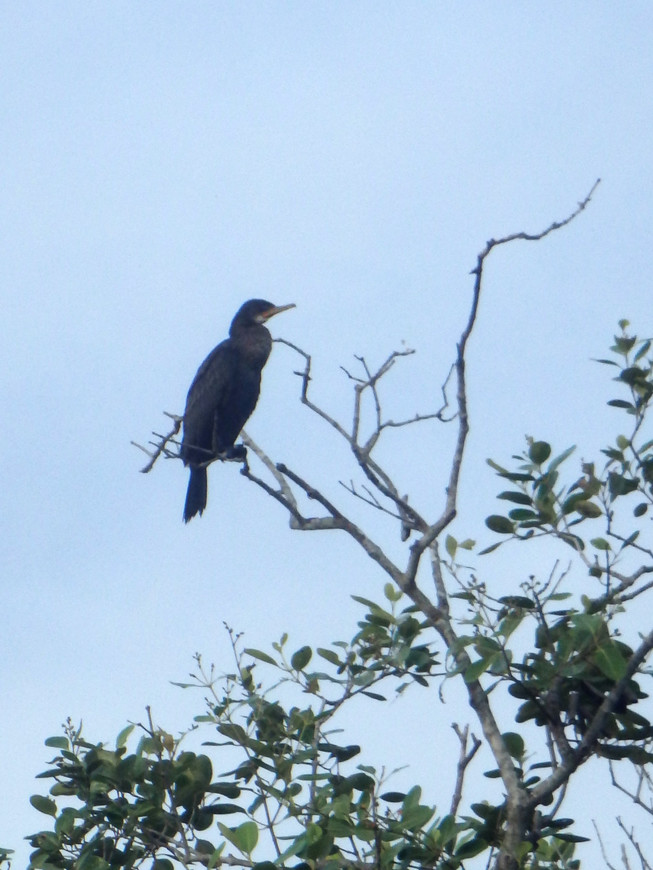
[180,299,295,522]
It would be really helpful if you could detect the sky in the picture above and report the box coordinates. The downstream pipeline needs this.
[2,3,653,866]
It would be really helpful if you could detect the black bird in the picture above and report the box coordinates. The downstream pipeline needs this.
[180,299,295,522]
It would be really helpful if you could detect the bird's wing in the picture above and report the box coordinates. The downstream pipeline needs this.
[185,340,234,409]
[181,340,237,462]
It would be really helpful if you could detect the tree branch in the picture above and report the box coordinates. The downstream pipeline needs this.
[450,723,482,816]
[131,412,183,473]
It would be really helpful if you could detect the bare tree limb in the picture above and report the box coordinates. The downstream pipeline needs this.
[131,412,183,473]
[450,723,482,816]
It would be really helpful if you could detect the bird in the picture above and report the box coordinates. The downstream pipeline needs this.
[180,298,295,523]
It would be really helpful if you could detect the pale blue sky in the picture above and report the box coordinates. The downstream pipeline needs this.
[2,4,652,865]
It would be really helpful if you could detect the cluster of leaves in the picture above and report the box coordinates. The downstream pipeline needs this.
[447,575,651,759]
[22,595,453,869]
[484,322,653,566]
[27,721,228,869]
[472,327,653,754]
[22,589,590,870]
[508,610,651,752]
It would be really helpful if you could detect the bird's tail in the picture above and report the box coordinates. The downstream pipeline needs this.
[184,467,208,523]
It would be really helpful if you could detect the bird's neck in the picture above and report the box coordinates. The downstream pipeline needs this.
[232,324,272,367]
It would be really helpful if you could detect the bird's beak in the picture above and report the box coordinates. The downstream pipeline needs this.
[261,303,296,321]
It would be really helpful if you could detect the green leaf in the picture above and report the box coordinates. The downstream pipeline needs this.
[529,441,551,464]
[499,596,535,609]
[360,690,386,701]
[208,783,241,798]
[485,515,515,534]
[217,723,248,745]
[445,534,457,559]
[559,532,585,551]
[634,503,648,517]
[498,490,532,505]
[575,501,602,518]
[593,643,628,681]
[316,647,341,665]
[116,724,135,749]
[548,445,576,472]
[402,785,422,809]
[464,657,495,683]
[320,742,360,761]
[351,596,395,622]
[383,582,402,602]
[455,836,489,859]
[233,820,258,855]
[508,508,539,521]
[608,399,636,410]
[380,791,406,802]
[502,732,525,760]
[347,772,375,792]
[478,542,502,555]
[30,795,57,816]
[619,365,648,386]
[590,538,611,551]
[608,472,639,498]
[44,736,69,750]
[244,648,277,666]
[291,646,312,670]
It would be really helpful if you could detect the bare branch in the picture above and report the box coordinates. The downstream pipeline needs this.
[470,178,600,257]
[609,759,653,816]
[240,431,298,512]
[588,564,653,611]
[405,180,601,589]
[617,817,653,870]
[275,337,352,443]
[592,820,622,870]
[450,723,482,816]
[131,412,183,473]
[276,462,405,582]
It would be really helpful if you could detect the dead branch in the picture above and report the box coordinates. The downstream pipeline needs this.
[131,412,183,473]
[616,818,653,870]
[450,723,482,816]
[609,759,653,816]
[592,821,622,870]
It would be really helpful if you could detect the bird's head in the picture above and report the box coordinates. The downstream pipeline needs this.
[231,299,296,331]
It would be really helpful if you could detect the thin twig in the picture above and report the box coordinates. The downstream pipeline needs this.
[131,412,183,473]
[450,723,482,816]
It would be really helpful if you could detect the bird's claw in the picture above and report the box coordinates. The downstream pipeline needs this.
[220,444,248,463]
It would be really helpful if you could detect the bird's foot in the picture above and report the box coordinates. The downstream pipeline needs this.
[220,444,248,462]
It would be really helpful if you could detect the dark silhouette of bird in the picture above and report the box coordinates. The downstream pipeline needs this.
[180,299,295,522]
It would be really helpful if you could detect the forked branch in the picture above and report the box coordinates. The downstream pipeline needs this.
[131,412,183,473]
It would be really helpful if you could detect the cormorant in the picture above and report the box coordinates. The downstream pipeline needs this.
[180,299,295,522]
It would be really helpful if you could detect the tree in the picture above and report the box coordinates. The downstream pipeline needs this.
[13,180,653,870]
